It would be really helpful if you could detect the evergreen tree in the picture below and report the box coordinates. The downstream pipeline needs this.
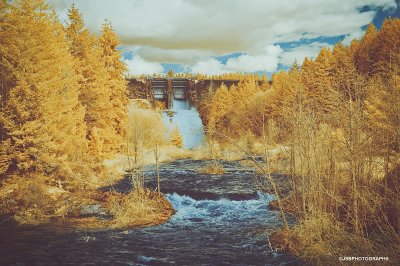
[301,49,337,121]
[65,5,114,156]
[354,23,377,76]
[170,126,183,147]
[99,21,129,152]
[0,0,87,180]
[167,69,174,78]
[369,19,400,78]
[332,42,360,99]
[208,83,233,136]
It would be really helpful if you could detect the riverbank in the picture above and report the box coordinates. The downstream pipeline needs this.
[67,189,174,229]
[0,158,298,265]
[0,176,175,229]
[0,147,180,228]
[0,140,293,227]
[0,143,250,228]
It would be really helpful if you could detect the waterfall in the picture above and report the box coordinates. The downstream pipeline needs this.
[163,99,205,149]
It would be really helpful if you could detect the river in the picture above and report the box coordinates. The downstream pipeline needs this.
[0,159,297,265]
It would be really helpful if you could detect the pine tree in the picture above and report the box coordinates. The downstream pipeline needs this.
[65,5,114,156]
[99,21,128,153]
[369,19,400,78]
[170,126,183,147]
[301,49,337,121]
[354,23,377,76]
[332,42,360,100]
[229,77,260,115]
[0,0,12,159]
[349,38,359,61]
[0,0,12,109]
[167,69,174,78]
[271,67,304,123]
[0,0,87,180]
[208,83,233,137]
[270,71,292,120]
[197,83,215,128]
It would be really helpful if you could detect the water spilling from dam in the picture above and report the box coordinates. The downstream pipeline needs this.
[163,99,205,149]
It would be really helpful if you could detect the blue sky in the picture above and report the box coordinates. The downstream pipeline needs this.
[49,0,399,76]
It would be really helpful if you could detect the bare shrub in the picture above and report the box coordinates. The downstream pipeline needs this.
[126,107,166,167]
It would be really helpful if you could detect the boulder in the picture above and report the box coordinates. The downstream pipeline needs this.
[80,204,108,216]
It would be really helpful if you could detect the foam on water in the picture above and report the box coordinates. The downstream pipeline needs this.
[166,192,274,226]
[163,100,205,149]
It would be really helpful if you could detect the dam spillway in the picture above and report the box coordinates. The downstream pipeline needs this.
[148,78,194,109]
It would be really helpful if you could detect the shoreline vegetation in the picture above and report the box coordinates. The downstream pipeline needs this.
[192,19,400,264]
[0,1,181,230]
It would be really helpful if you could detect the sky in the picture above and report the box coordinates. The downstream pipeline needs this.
[48,0,400,76]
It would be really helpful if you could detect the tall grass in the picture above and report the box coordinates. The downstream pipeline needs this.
[198,161,225,174]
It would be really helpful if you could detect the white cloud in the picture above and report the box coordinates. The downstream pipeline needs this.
[226,45,283,72]
[47,0,397,73]
[342,28,366,45]
[190,45,283,74]
[191,58,228,76]
[280,42,332,66]
[123,55,164,75]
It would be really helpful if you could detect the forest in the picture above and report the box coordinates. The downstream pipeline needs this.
[0,0,399,264]
[0,0,174,228]
[196,20,400,262]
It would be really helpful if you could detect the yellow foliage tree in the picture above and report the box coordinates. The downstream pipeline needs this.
[65,5,114,157]
[369,19,400,78]
[208,83,233,136]
[354,23,377,76]
[0,0,88,180]
[301,49,337,121]
[170,126,183,148]
[127,108,166,165]
[99,22,129,152]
